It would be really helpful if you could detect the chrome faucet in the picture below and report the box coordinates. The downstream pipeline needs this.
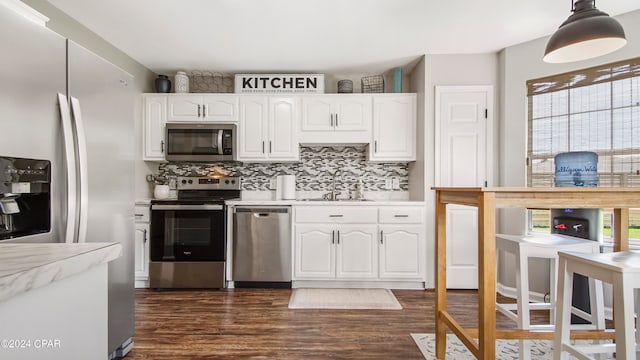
[330,170,341,200]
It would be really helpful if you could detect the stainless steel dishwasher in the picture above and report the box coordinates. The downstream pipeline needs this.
[232,206,291,288]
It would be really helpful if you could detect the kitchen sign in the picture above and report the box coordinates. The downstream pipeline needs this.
[234,74,324,94]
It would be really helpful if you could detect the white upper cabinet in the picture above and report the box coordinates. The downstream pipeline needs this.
[369,94,416,161]
[237,96,299,162]
[299,94,372,143]
[167,94,238,122]
[143,94,167,161]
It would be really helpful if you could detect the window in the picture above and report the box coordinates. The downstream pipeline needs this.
[527,58,640,248]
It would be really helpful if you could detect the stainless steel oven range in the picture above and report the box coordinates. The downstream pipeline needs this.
[149,176,240,288]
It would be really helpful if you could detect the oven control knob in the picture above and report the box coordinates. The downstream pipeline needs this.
[181,179,187,184]
[188,179,193,184]
[231,180,235,184]
[225,180,230,184]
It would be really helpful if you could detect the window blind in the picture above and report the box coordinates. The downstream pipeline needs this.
[527,57,640,188]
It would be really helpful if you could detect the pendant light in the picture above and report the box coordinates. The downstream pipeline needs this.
[544,0,626,63]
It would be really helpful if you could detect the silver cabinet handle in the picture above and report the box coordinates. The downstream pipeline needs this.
[374,140,378,153]
[329,214,344,218]
[269,141,272,154]
[197,104,201,117]
[203,104,207,117]
[394,214,409,218]
[330,113,334,127]
[262,141,265,154]
[336,230,340,244]
[160,140,164,153]
[332,230,335,244]
[135,213,144,218]
[380,230,384,244]
[335,113,338,127]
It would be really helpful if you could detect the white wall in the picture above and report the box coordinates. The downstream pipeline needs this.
[22,0,157,201]
[423,54,499,288]
[497,9,640,291]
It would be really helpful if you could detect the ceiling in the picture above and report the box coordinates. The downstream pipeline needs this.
[47,0,640,75]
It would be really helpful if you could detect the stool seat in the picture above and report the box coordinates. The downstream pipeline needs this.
[496,233,603,360]
[555,250,640,359]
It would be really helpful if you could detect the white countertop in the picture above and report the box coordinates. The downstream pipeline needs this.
[226,199,425,206]
[0,242,122,303]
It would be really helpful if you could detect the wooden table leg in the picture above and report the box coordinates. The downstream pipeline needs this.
[477,192,496,360]
[613,208,629,252]
[435,191,448,359]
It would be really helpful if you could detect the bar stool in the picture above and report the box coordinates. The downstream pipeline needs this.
[496,233,604,360]
[555,251,640,360]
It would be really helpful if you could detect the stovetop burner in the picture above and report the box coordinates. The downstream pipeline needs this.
[151,176,241,204]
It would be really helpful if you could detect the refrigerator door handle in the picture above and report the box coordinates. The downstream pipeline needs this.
[58,93,78,244]
[70,97,88,243]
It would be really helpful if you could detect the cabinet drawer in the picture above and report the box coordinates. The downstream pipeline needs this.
[295,206,377,223]
[378,207,423,224]
[134,204,150,223]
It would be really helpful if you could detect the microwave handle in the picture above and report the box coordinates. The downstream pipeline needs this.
[217,130,224,155]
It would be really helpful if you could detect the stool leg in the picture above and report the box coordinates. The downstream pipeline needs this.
[613,273,635,360]
[550,257,558,324]
[517,250,531,360]
[588,278,605,329]
[554,256,573,360]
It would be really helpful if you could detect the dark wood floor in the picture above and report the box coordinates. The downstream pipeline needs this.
[125,288,543,359]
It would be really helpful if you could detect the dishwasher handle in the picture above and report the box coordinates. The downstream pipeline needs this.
[235,207,290,214]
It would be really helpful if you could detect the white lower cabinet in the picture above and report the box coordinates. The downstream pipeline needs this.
[294,224,377,280]
[134,204,150,288]
[379,225,425,280]
[293,205,425,285]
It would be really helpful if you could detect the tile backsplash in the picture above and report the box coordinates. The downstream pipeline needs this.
[156,146,408,193]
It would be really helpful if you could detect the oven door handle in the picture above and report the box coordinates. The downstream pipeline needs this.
[151,204,224,210]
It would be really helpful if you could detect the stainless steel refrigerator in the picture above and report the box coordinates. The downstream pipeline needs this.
[0,4,135,358]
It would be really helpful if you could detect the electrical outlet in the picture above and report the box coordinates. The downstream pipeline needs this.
[385,178,392,190]
[392,177,400,189]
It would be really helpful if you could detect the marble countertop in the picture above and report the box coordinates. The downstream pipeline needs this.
[0,242,122,303]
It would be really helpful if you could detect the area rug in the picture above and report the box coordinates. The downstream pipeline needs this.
[288,288,402,310]
[411,333,554,359]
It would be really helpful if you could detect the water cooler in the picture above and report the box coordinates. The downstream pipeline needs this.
[551,151,602,323]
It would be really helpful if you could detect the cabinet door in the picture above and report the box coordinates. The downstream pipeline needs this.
[334,95,371,131]
[370,95,416,161]
[237,96,268,160]
[143,95,167,161]
[379,225,424,280]
[167,95,202,121]
[301,97,333,131]
[335,225,378,279]
[134,222,149,287]
[268,97,299,161]
[202,95,238,123]
[294,225,335,279]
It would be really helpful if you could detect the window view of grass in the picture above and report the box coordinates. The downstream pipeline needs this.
[530,209,640,240]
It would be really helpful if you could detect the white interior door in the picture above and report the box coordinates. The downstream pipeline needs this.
[435,86,492,289]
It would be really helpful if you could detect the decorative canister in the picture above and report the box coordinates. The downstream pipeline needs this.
[337,79,353,93]
[174,71,189,93]
[155,74,171,93]
[154,184,170,199]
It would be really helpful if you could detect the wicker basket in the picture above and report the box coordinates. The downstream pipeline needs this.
[361,75,384,93]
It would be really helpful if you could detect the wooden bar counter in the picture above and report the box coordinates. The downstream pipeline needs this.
[432,187,640,359]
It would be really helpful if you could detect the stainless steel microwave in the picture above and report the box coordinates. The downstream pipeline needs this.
[165,123,236,162]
